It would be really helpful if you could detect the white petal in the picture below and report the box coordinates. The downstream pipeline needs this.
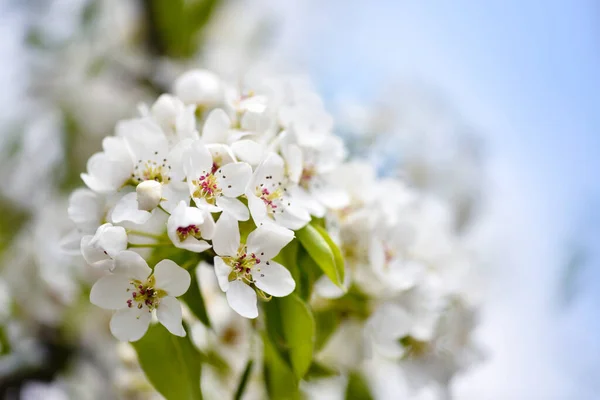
[90,274,132,309]
[213,256,231,292]
[136,180,163,211]
[275,204,310,231]
[81,235,111,267]
[247,193,268,226]
[212,213,240,257]
[288,186,326,218]
[281,144,303,183]
[153,260,191,297]
[253,261,295,297]
[110,307,152,342]
[95,224,128,258]
[246,224,294,260]
[184,140,213,181]
[178,238,212,253]
[249,152,285,189]
[81,152,131,193]
[217,162,252,197]
[226,280,258,319]
[202,108,230,143]
[60,229,82,255]
[199,212,215,239]
[157,296,185,336]
[314,185,350,210]
[111,193,153,225]
[216,196,249,221]
[206,143,236,166]
[114,251,152,281]
[231,140,267,166]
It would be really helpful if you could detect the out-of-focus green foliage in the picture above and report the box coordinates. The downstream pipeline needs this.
[133,323,203,400]
[143,0,219,59]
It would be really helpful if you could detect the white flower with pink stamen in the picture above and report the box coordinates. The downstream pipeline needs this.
[184,140,252,221]
[211,213,295,318]
[246,152,310,230]
[90,251,190,341]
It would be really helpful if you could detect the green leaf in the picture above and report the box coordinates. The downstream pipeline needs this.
[262,334,300,400]
[281,294,315,379]
[180,269,211,328]
[263,294,315,380]
[345,372,373,400]
[0,325,10,355]
[132,324,203,400]
[296,224,344,288]
[234,360,253,400]
[304,362,340,381]
[312,223,345,283]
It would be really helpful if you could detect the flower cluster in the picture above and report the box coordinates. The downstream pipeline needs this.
[64,68,483,397]
[67,70,349,340]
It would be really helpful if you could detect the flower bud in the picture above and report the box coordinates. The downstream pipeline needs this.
[173,69,222,107]
[136,180,162,211]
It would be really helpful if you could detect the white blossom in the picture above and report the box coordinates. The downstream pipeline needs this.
[211,214,295,318]
[90,251,190,341]
[81,223,128,269]
[167,201,214,253]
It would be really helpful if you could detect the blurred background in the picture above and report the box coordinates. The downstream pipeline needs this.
[0,0,599,398]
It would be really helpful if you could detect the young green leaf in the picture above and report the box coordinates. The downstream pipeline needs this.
[296,224,344,288]
[132,323,203,400]
[345,371,374,400]
[280,294,315,379]
[312,223,345,283]
[263,294,316,380]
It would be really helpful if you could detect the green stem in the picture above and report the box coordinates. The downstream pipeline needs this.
[127,242,172,249]
[127,230,163,240]
[158,205,171,215]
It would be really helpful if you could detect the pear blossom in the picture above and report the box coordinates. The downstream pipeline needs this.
[246,152,310,230]
[67,188,105,234]
[184,140,252,221]
[149,94,199,143]
[81,223,128,269]
[81,136,132,193]
[369,222,424,292]
[90,251,191,341]
[281,136,349,217]
[201,107,271,166]
[167,201,215,252]
[211,214,295,318]
[173,69,223,108]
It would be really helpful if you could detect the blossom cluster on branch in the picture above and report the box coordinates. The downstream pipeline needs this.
[62,68,483,398]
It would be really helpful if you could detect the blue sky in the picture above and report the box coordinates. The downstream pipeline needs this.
[273,0,600,397]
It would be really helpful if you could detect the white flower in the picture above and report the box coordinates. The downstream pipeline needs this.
[184,140,252,221]
[211,213,295,318]
[150,94,199,143]
[110,119,190,223]
[81,223,128,269]
[90,251,191,341]
[81,136,132,193]
[67,188,105,234]
[281,136,349,217]
[173,69,223,107]
[246,152,310,230]
[167,201,214,252]
[136,180,163,211]
[201,107,270,166]
[369,222,423,292]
